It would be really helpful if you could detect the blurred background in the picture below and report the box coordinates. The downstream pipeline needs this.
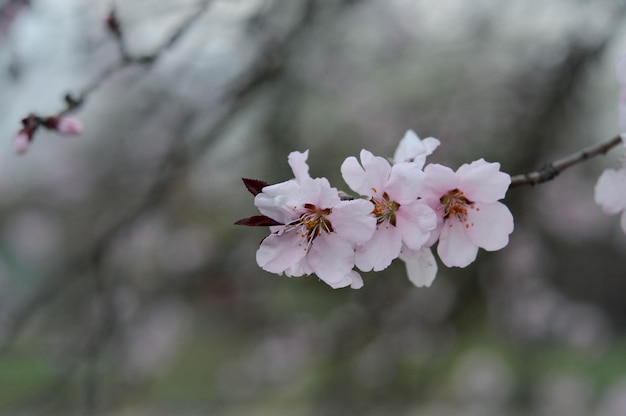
[1,0,626,414]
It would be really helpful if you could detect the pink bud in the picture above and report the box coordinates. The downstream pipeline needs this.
[13,132,30,155]
[56,117,83,136]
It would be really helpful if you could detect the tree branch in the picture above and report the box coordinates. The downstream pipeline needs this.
[509,135,624,188]
[62,0,212,115]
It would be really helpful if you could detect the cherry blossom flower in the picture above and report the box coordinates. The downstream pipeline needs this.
[421,159,514,268]
[254,151,376,289]
[393,129,440,167]
[594,163,626,234]
[341,149,437,272]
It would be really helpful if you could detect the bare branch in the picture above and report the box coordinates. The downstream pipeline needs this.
[11,0,212,149]
[509,135,624,188]
[62,0,212,114]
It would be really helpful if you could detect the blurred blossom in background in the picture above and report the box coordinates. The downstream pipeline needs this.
[1,0,626,415]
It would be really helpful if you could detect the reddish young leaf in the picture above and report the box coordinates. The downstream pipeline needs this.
[235,215,282,227]
[242,178,269,196]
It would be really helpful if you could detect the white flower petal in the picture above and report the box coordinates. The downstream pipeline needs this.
[393,130,423,164]
[437,220,479,267]
[288,150,310,183]
[322,273,356,289]
[256,232,308,274]
[465,202,514,251]
[396,202,437,250]
[423,164,459,202]
[457,159,510,202]
[359,149,392,197]
[595,168,626,214]
[393,130,440,168]
[330,199,376,244]
[307,233,356,286]
[284,259,313,277]
[310,178,341,208]
[400,247,438,287]
[422,137,441,155]
[348,270,364,289]
[254,180,301,224]
[425,215,443,247]
[386,162,424,203]
[355,225,402,272]
[340,155,372,196]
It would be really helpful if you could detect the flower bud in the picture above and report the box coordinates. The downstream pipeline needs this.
[13,132,30,155]
[56,117,83,136]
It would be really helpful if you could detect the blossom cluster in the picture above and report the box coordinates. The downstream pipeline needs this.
[237,131,514,289]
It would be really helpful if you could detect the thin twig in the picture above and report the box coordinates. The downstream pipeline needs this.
[509,135,624,188]
[61,0,212,115]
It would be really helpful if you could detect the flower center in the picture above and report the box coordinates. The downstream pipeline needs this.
[287,203,333,248]
[371,192,400,227]
[439,188,476,225]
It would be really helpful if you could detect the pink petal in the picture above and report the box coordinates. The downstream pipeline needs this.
[422,137,441,155]
[393,130,423,164]
[341,155,372,196]
[312,270,363,289]
[465,202,514,251]
[424,215,443,247]
[329,199,376,244]
[254,180,301,224]
[400,247,437,287]
[284,259,313,277]
[256,232,308,274]
[358,149,392,197]
[437,220,479,267]
[355,225,402,272]
[423,164,459,202]
[457,159,510,202]
[309,178,341,209]
[392,130,440,168]
[396,202,437,250]
[348,270,364,289]
[288,150,311,183]
[56,117,83,136]
[385,162,424,203]
[621,211,626,235]
[307,233,356,286]
[595,168,626,213]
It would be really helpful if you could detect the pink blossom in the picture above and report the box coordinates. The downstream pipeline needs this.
[255,151,376,289]
[13,131,30,155]
[341,149,437,272]
[393,130,440,167]
[594,164,626,234]
[421,159,514,268]
[56,117,83,136]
